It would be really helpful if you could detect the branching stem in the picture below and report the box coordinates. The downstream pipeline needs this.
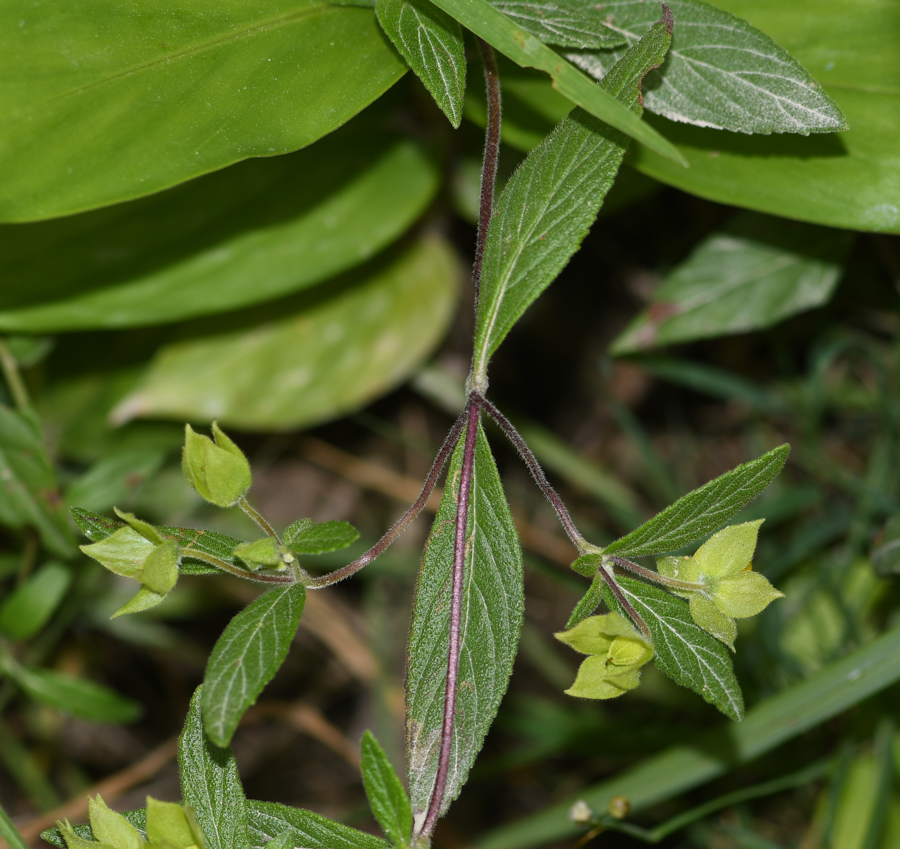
[608,555,704,592]
[181,549,293,585]
[597,566,652,641]
[238,497,279,539]
[419,400,479,839]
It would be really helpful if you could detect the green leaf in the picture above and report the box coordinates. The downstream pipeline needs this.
[180,688,250,849]
[145,799,205,849]
[569,0,847,134]
[471,12,673,382]
[202,584,306,747]
[476,619,900,849]
[64,450,166,513]
[0,802,29,849]
[425,0,684,163]
[602,576,744,720]
[0,562,71,641]
[376,0,466,127]
[41,810,147,849]
[111,236,460,430]
[360,731,412,846]
[0,1,407,221]
[611,213,852,353]
[5,664,142,723]
[565,574,605,629]
[246,801,389,849]
[87,796,145,849]
[630,0,900,233]
[0,406,75,558]
[489,0,626,49]
[283,520,360,554]
[406,419,524,820]
[603,444,789,557]
[0,124,438,332]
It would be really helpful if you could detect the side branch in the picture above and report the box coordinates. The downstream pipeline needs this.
[598,566,651,641]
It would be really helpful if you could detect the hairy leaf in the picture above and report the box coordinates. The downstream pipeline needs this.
[246,802,388,849]
[41,811,147,849]
[566,573,605,629]
[406,420,524,822]
[284,520,360,554]
[0,1,406,221]
[604,444,789,557]
[603,576,744,720]
[0,407,75,557]
[202,584,306,747]
[180,688,250,849]
[112,236,460,430]
[0,126,438,332]
[0,562,71,641]
[425,0,682,163]
[612,212,852,352]
[361,731,413,845]
[569,0,847,134]
[489,0,626,49]
[471,11,673,381]
[376,0,466,127]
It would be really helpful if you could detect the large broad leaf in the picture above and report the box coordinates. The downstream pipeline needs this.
[425,0,683,163]
[246,802,388,849]
[180,688,251,849]
[202,583,306,747]
[376,0,467,127]
[112,236,460,430]
[603,576,744,720]
[604,444,789,557]
[406,420,524,822]
[471,12,672,382]
[568,0,847,134]
[611,212,852,353]
[488,0,626,49]
[0,406,75,558]
[0,1,407,221]
[0,124,438,332]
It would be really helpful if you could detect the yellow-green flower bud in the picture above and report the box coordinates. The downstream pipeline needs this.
[145,798,206,849]
[181,423,252,508]
[113,509,165,546]
[234,537,292,571]
[81,527,155,580]
[88,795,148,849]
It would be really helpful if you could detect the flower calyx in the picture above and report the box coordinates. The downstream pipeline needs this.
[182,422,252,508]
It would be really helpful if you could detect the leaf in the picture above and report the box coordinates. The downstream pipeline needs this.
[0,562,71,641]
[568,0,847,135]
[603,444,789,557]
[602,576,743,720]
[71,507,241,577]
[471,12,673,382]
[565,573,605,629]
[41,810,147,849]
[284,520,360,554]
[180,688,251,849]
[0,1,407,221]
[406,419,524,821]
[488,0,626,49]
[0,802,29,849]
[376,0,466,127]
[202,584,306,747]
[112,236,460,430]
[64,450,166,513]
[0,123,438,332]
[425,0,684,163]
[246,801,389,849]
[0,406,75,558]
[5,664,142,723]
[611,212,852,353]
[360,731,413,846]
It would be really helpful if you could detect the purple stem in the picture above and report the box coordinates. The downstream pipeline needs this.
[309,410,468,589]
[474,393,584,551]
[597,567,652,641]
[419,401,480,839]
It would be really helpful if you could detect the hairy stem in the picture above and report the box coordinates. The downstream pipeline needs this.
[238,496,279,539]
[419,401,479,839]
[598,566,652,641]
[472,38,501,309]
[0,337,31,412]
[608,555,705,592]
[474,393,586,551]
[179,549,293,585]
[309,411,468,589]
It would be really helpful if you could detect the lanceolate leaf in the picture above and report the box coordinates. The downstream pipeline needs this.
[180,688,250,849]
[360,731,413,846]
[0,1,406,221]
[611,212,852,353]
[604,444,789,557]
[376,0,467,127]
[425,0,683,163]
[406,420,524,821]
[566,573,605,629]
[603,576,744,720]
[0,562,71,641]
[202,584,306,747]
[489,0,626,49]
[569,0,847,135]
[246,802,389,849]
[471,11,673,382]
